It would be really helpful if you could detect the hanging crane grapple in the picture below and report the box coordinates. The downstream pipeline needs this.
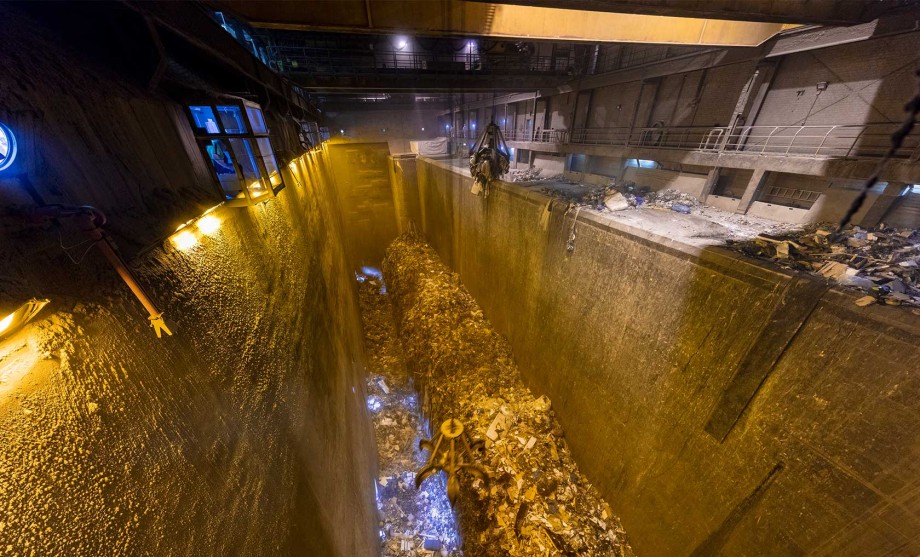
[468,122,510,197]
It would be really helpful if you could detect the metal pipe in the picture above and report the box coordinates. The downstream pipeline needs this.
[29,205,172,338]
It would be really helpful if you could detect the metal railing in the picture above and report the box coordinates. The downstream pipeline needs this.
[266,46,576,76]
[490,123,920,161]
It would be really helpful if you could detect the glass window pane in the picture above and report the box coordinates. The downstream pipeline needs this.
[256,137,282,187]
[203,139,242,198]
[246,106,267,134]
[189,105,219,134]
[217,105,247,134]
[229,138,268,198]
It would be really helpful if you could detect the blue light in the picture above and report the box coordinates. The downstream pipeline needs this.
[0,123,18,172]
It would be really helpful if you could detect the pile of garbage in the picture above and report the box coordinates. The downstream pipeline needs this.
[530,175,704,216]
[357,278,463,556]
[727,224,920,309]
[383,234,634,557]
[508,168,560,183]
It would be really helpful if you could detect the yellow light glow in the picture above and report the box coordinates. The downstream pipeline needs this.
[0,299,49,339]
[196,215,221,235]
[0,313,13,334]
[172,230,198,250]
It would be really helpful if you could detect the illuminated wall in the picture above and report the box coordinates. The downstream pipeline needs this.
[0,5,378,555]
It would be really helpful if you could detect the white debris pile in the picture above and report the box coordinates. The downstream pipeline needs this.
[383,234,634,557]
[727,224,920,308]
[508,167,547,182]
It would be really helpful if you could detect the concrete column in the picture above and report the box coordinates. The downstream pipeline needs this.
[859,182,909,228]
[699,167,721,202]
[736,168,770,214]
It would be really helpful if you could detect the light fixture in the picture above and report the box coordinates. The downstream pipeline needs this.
[421,127,425,131]
[0,299,49,339]
[340,129,345,134]
[172,230,198,250]
[395,36,409,51]
[0,122,17,172]
[196,215,221,235]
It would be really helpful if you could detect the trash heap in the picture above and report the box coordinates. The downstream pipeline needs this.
[357,276,463,557]
[531,175,703,216]
[508,167,560,183]
[727,224,920,308]
[383,234,634,557]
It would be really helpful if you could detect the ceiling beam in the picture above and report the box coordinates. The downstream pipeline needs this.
[467,0,920,26]
[220,0,797,47]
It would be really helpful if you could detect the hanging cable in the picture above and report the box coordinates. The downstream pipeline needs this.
[835,69,920,233]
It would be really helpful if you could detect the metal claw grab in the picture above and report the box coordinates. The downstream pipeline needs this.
[416,418,489,506]
[468,122,510,197]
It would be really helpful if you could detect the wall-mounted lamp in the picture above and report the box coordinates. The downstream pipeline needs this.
[395,36,409,51]
[816,81,829,92]
[0,299,49,340]
[169,204,224,252]
[0,122,18,172]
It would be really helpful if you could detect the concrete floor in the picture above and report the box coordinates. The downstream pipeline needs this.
[440,157,802,247]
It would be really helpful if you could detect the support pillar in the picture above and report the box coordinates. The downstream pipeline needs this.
[736,168,770,214]
[699,167,721,202]
[859,182,909,228]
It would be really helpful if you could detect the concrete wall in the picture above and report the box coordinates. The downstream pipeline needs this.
[326,141,400,266]
[0,7,378,556]
[755,32,920,127]
[394,156,920,556]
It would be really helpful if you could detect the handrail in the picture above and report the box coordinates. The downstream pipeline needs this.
[488,123,918,161]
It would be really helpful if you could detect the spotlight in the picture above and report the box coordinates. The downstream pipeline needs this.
[196,215,221,235]
[340,129,345,134]
[172,230,198,251]
[395,36,409,51]
[0,299,50,339]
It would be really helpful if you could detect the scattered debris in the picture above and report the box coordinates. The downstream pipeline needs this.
[383,234,634,557]
[727,224,920,307]
[603,192,629,212]
[508,167,549,182]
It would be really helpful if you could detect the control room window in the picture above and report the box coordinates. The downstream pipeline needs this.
[187,100,283,206]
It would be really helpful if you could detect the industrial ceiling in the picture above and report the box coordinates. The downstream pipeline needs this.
[217,0,804,46]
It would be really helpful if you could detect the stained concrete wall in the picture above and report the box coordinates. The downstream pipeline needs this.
[0,7,377,556]
[394,156,920,556]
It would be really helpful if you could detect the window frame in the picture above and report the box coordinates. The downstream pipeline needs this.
[186,99,284,206]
